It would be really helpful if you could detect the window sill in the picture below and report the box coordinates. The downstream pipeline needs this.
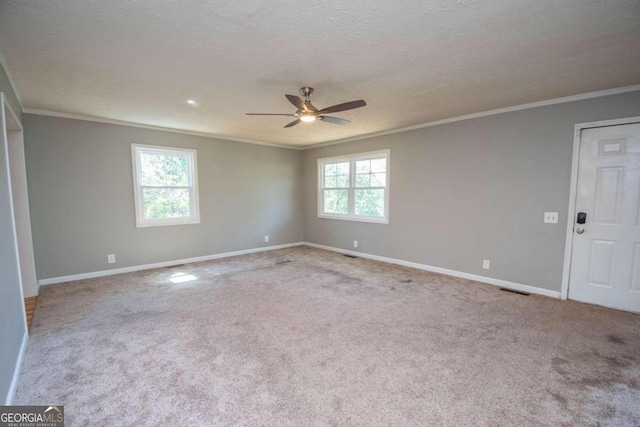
[136,218,200,228]
[318,214,389,224]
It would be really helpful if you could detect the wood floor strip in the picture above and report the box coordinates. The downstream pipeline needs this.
[24,296,37,331]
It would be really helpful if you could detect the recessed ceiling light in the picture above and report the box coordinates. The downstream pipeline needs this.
[187,99,198,106]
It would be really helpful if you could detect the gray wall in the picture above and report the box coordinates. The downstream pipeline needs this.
[16,89,640,293]
[0,61,26,403]
[0,109,25,403]
[303,91,640,292]
[23,115,303,280]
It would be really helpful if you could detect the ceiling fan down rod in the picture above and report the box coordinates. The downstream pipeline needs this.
[300,87,314,101]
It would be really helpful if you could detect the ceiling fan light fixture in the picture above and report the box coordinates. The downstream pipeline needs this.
[246,87,366,128]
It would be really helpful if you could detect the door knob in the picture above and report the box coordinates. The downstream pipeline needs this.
[576,227,585,234]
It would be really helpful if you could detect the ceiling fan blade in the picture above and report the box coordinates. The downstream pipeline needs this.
[284,119,301,128]
[285,94,306,110]
[319,116,350,125]
[246,113,297,116]
[319,99,367,114]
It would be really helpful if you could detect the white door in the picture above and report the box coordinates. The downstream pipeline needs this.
[569,123,640,312]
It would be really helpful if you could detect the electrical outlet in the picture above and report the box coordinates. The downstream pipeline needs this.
[483,259,490,270]
[353,240,358,248]
[544,212,558,224]
[107,254,116,264]
[264,235,269,243]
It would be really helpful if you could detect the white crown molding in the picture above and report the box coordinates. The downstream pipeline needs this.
[0,53,25,111]
[304,242,561,299]
[304,84,640,150]
[18,84,640,151]
[22,108,303,150]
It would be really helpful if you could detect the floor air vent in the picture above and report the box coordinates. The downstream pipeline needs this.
[344,254,358,259]
[276,260,291,265]
[499,287,530,296]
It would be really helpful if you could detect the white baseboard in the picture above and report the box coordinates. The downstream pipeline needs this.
[5,331,28,405]
[303,242,561,299]
[37,240,560,299]
[38,242,304,286]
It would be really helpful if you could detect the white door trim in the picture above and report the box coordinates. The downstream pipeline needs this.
[561,116,640,300]
[1,93,28,330]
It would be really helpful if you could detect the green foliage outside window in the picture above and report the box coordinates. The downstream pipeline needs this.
[140,153,192,219]
[355,189,384,217]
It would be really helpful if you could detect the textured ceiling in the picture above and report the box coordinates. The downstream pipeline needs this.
[0,1,639,147]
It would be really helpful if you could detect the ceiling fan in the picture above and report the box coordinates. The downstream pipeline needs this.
[246,87,366,128]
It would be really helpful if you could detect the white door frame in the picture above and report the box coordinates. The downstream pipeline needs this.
[560,115,640,300]
[1,93,28,328]
[6,98,37,298]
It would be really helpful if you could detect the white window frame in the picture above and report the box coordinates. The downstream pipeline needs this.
[131,143,200,228]
[317,149,390,224]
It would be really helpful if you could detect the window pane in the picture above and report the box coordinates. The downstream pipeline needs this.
[371,158,386,173]
[337,162,349,174]
[356,160,370,173]
[371,172,386,187]
[323,189,348,214]
[325,174,349,188]
[325,163,336,176]
[355,173,370,187]
[143,188,191,219]
[355,189,384,217]
[335,174,349,188]
[324,175,337,188]
[140,153,189,186]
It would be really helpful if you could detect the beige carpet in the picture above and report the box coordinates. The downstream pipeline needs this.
[15,247,640,426]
